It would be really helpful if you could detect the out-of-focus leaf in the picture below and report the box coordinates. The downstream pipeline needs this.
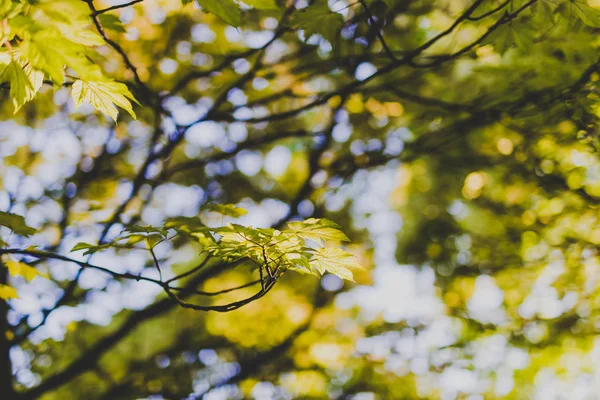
[571,1,600,27]
[205,204,248,218]
[0,284,17,300]
[485,22,535,54]
[70,242,110,255]
[294,1,343,43]
[5,260,47,281]
[98,14,126,32]
[0,211,37,237]
[196,0,241,27]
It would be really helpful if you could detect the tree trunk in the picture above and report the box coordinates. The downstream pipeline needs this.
[0,261,15,398]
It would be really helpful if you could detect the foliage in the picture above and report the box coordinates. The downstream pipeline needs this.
[71,206,360,281]
[1,0,600,398]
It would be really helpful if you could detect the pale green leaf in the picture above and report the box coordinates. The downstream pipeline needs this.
[65,29,105,46]
[0,60,31,112]
[20,32,66,84]
[286,218,350,243]
[309,247,363,281]
[23,63,44,100]
[0,52,44,112]
[285,252,311,270]
[72,79,138,122]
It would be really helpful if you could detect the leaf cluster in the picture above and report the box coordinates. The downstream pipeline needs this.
[71,205,362,282]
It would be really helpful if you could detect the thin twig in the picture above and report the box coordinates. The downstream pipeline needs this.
[93,0,144,15]
[359,0,399,62]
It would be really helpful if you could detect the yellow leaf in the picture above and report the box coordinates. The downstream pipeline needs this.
[5,260,47,281]
[0,284,17,300]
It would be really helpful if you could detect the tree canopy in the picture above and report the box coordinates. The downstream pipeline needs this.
[1,0,600,398]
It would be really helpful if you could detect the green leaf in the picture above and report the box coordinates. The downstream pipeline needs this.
[0,54,42,113]
[309,247,363,281]
[117,234,147,247]
[0,59,29,112]
[0,284,17,300]
[244,0,280,10]
[71,79,138,122]
[146,233,165,248]
[294,1,344,43]
[571,1,600,28]
[285,252,311,270]
[286,218,350,243]
[204,204,248,218]
[23,62,44,100]
[5,260,47,281]
[0,211,37,237]
[19,32,67,85]
[0,0,24,20]
[70,242,110,255]
[165,216,206,231]
[533,0,556,25]
[196,0,241,27]
[485,21,535,54]
[124,225,168,236]
[98,14,126,33]
[71,242,96,252]
[36,0,105,46]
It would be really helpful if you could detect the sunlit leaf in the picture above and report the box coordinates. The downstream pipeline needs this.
[309,247,363,281]
[0,57,33,113]
[71,79,138,121]
[286,218,350,243]
[19,32,67,85]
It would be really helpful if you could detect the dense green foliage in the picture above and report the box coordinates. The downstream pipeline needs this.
[1,0,600,398]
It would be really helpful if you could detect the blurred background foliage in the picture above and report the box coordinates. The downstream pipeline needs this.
[2,0,600,399]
